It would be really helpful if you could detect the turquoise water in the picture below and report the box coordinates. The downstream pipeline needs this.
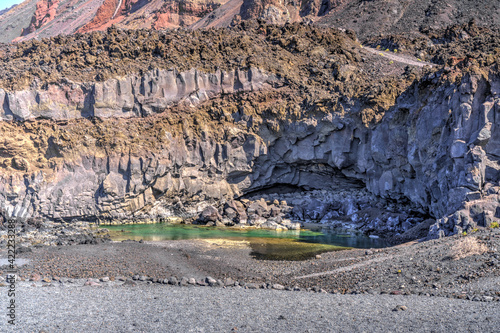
[102,223,388,260]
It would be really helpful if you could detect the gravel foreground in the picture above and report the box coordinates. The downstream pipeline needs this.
[1,227,499,332]
[1,284,499,333]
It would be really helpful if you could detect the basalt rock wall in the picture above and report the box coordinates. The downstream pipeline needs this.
[0,66,274,121]
[1,68,500,239]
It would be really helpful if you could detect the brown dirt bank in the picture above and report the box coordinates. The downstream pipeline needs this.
[7,226,500,301]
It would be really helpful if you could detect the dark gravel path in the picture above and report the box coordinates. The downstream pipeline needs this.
[1,284,499,332]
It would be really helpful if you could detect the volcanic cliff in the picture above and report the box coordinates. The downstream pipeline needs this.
[0,22,499,241]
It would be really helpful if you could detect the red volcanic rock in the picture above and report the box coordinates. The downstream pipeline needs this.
[78,0,224,33]
[21,0,59,36]
[77,0,121,33]
[153,0,222,28]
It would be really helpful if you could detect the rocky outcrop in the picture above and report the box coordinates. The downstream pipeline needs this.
[0,67,275,121]
[1,22,499,241]
[77,0,226,33]
[21,0,59,36]
[77,0,120,34]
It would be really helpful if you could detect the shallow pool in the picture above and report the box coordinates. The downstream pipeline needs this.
[102,223,388,260]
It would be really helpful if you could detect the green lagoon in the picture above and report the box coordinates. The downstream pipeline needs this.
[102,223,388,260]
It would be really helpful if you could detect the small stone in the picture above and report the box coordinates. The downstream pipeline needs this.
[122,280,136,287]
[180,277,189,286]
[138,275,148,282]
[246,283,258,289]
[205,276,217,286]
[315,254,322,259]
[188,278,196,285]
[392,305,408,311]
[30,274,41,282]
[168,277,179,285]
[42,277,52,283]
[100,277,110,282]
[224,278,235,287]
[84,279,102,287]
[272,284,285,290]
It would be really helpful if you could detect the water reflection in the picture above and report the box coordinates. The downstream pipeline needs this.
[103,223,387,247]
[103,223,388,260]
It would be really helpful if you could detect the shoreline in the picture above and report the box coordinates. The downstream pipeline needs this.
[2,226,498,302]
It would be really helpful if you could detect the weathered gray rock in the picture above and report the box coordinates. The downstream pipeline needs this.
[168,277,178,285]
[199,206,221,223]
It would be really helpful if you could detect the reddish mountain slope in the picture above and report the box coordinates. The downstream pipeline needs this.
[10,0,106,43]
[0,0,226,43]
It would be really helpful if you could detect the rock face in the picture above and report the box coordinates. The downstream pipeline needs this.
[77,0,223,33]
[0,67,274,121]
[1,64,499,240]
[21,0,59,36]
[0,22,499,240]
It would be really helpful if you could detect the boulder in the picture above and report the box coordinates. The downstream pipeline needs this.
[200,206,221,223]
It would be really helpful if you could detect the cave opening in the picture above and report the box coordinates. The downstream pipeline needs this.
[241,183,307,198]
